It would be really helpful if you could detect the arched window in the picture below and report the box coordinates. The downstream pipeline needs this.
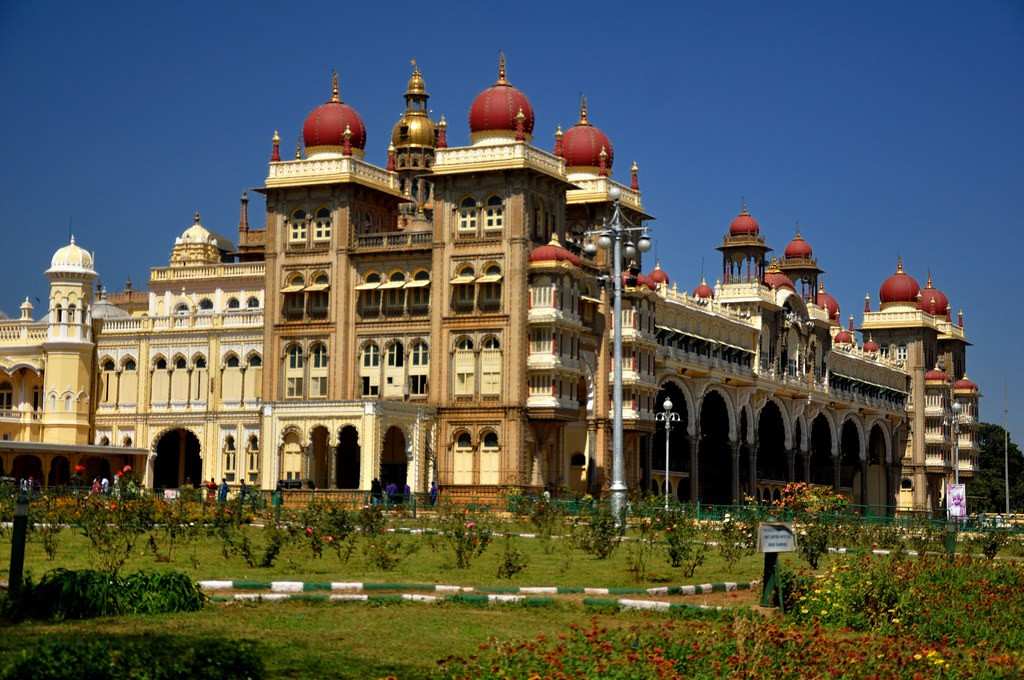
[247,434,260,474]
[482,431,499,449]
[358,272,382,317]
[225,354,240,368]
[0,382,12,411]
[248,354,262,368]
[283,274,305,320]
[452,266,475,312]
[479,264,502,311]
[361,343,380,396]
[194,355,207,369]
[311,344,328,368]
[289,209,307,242]
[481,335,502,396]
[155,357,168,370]
[314,207,332,241]
[285,344,304,398]
[54,304,63,323]
[198,298,214,313]
[454,337,475,397]
[383,272,406,315]
[227,297,240,310]
[174,303,189,316]
[246,296,260,309]
[225,435,236,451]
[410,342,429,366]
[309,342,328,398]
[409,340,429,397]
[67,304,77,323]
[458,197,478,233]
[308,273,330,319]
[408,270,431,313]
[174,356,187,370]
[457,432,472,449]
[99,435,110,446]
[122,358,136,372]
[123,436,133,447]
[454,431,474,484]
[484,196,504,231]
[387,341,404,368]
[102,359,116,372]
[224,434,237,478]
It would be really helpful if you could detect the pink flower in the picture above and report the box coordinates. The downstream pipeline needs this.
[305,526,313,537]
[325,535,334,543]
[466,521,476,530]
[122,465,132,473]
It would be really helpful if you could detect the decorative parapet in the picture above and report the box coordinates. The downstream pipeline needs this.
[432,142,566,182]
[0,322,47,346]
[862,308,933,330]
[98,311,264,335]
[715,281,776,306]
[352,231,433,251]
[151,262,265,284]
[658,285,759,330]
[566,177,645,214]
[265,156,402,195]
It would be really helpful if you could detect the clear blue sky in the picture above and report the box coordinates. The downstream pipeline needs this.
[1,1,1022,440]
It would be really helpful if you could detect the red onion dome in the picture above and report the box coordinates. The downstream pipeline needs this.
[954,375,978,391]
[816,281,840,322]
[561,96,613,169]
[303,72,367,151]
[917,273,950,316]
[925,368,948,382]
[783,230,812,259]
[833,329,854,345]
[469,54,535,137]
[879,257,920,305]
[647,262,669,286]
[693,277,714,299]
[529,234,580,266]
[763,260,796,292]
[863,336,880,353]
[729,202,760,236]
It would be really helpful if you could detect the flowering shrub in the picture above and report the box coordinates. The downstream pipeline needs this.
[790,554,1024,654]
[717,513,755,568]
[438,615,1023,679]
[438,508,492,569]
[496,535,528,579]
[774,482,848,515]
[662,517,708,577]
[75,496,155,575]
[571,504,621,560]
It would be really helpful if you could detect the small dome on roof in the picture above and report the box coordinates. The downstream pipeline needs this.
[764,260,796,292]
[816,281,840,322]
[302,71,367,152]
[917,273,950,317]
[925,367,948,382]
[180,212,213,243]
[693,277,714,299]
[783,230,812,259]
[954,375,978,392]
[863,336,880,353]
[879,257,921,305]
[561,96,613,170]
[729,202,760,236]
[49,235,96,275]
[469,54,534,141]
[647,262,669,285]
[529,234,580,265]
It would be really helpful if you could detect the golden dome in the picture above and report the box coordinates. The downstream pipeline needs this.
[391,113,436,148]
[406,59,427,96]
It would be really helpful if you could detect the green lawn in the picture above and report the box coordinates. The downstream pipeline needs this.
[0,524,787,588]
[0,600,679,679]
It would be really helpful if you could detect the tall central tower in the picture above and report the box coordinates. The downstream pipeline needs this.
[391,61,436,215]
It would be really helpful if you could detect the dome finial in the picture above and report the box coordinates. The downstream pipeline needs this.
[295,142,302,160]
[578,94,589,125]
[193,211,201,224]
[69,234,75,245]
[896,255,904,273]
[794,219,802,238]
[410,57,419,76]
[740,196,749,215]
[330,69,340,102]
[926,270,933,288]
[497,51,507,84]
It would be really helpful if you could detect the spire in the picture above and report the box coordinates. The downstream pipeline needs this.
[926,270,933,288]
[578,94,589,125]
[386,142,396,171]
[497,51,507,84]
[193,210,201,225]
[436,114,447,148]
[239,191,249,231]
[630,161,639,191]
[946,303,952,323]
[553,125,563,157]
[740,196,749,215]
[958,308,964,328]
[271,130,281,162]
[295,143,302,160]
[848,314,854,332]
[896,255,904,273]
[330,69,340,102]
[864,292,871,313]
[818,279,825,293]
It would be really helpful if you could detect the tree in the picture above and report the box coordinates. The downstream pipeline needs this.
[968,423,1024,513]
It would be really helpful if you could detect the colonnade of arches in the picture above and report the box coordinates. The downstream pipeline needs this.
[648,380,896,514]
[278,424,410,491]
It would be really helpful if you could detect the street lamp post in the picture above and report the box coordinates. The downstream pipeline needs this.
[951,401,962,486]
[656,397,681,511]
[584,186,652,523]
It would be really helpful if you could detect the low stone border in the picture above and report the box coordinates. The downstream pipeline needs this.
[198,579,757,596]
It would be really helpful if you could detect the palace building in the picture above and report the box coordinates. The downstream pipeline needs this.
[0,57,981,514]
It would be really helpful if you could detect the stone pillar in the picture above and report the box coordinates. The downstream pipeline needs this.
[786,449,797,483]
[731,441,742,504]
[689,436,699,503]
[748,441,758,499]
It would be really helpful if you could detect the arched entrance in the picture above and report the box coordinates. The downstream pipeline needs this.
[311,426,329,489]
[381,426,408,492]
[83,456,112,482]
[12,455,43,483]
[810,415,833,485]
[336,426,361,489]
[653,382,690,501]
[756,401,787,484]
[867,424,888,514]
[698,390,732,505]
[840,420,861,502]
[154,429,202,489]
[48,456,70,487]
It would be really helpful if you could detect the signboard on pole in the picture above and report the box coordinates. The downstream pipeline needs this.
[947,483,967,519]
[757,522,797,553]
[164,489,179,501]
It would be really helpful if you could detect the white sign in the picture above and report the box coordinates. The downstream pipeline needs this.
[758,522,797,553]
[947,483,967,519]
[163,489,179,501]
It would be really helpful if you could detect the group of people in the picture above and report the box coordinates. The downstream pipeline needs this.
[204,477,248,503]
[368,479,439,506]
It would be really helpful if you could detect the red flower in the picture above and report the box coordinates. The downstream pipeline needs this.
[305,526,313,536]
[74,464,86,474]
